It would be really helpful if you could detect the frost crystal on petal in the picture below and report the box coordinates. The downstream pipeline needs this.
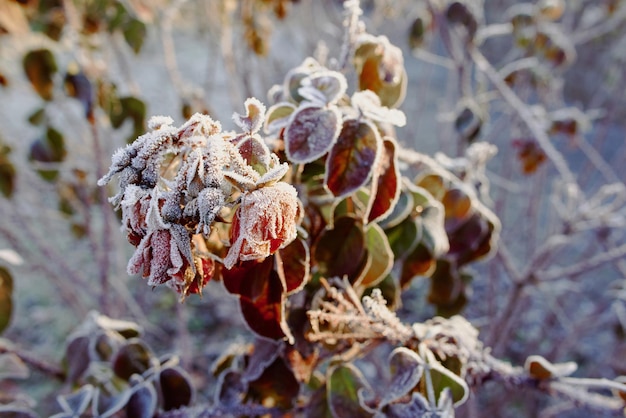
[148,115,174,130]
[232,97,266,134]
[224,182,301,269]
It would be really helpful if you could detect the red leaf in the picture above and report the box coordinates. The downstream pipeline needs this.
[314,216,366,280]
[325,119,381,198]
[367,137,400,223]
[221,257,273,296]
[276,238,310,295]
[239,269,291,341]
[285,105,341,163]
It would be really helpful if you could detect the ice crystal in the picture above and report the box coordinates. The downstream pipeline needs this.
[224,182,301,269]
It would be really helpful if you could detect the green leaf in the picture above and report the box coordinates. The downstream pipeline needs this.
[367,138,400,223]
[418,204,450,259]
[379,190,414,229]
[27,107,46,126]
[264,102,296,134]
[285,105,341,164]
[314,216,366,280]
[109,96,147,143]
[422,348,469,406]
[23,49,57,101]
[112,339,154,381]
[122,18,146,54]
[386,215,421,260]
[356,223,393,288]
[57,385,94,414]
[325,119,381,198]
[159,366,194,410]
[327,364,373,418]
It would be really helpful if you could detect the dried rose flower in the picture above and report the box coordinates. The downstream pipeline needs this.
[224,182,302,269]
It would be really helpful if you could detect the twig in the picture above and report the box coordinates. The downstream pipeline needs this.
[469,46,578,189]
[0,344,66,381]
[537,242,626,282]
[90,120,114,315]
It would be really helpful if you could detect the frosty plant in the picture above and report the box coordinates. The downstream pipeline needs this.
[98,98,301,297]
[87,1,626,417]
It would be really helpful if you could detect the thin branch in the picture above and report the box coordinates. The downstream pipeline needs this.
[537,242,626,282]
[0,344,66,381]
[469,47,578,189]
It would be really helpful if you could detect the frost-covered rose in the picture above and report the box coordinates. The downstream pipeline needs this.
[128,225,194,286]
[224,182,301,269]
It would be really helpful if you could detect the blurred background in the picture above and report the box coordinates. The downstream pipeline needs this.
[1,0,626,416]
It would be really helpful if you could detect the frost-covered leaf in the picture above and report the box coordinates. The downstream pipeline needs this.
[427,260,468,316]
[357,224,393,288]
[325,119,381,198]
[353,35,407,108]
[442,187,472,232]
[386,216,421,261]
[315,216,366,280]
[112,339,154,381]
[91,387,132,418]
[247,357,299,410]
[384,392,430,418]
[446,1,478,40]
[0,352,29,380]
[239,269,293,342]
[418,203,450,259]
[379,190,414,229]
[285,105,341,164]
[57,385,94,414]
[276,237,310,295]
[241,339,281,383]
[401,242,435,288]
[381,348,424,407]
[264,102,296,134]
[159,366,195,410]
[367,138,401,223]
[422,348,469,406]
[126,382,157,418]
[351,91,406,127]
[23,49,57,101]
[299,71,347,105]
[237,135,271,174]
[221,256,273,296]
[0,266,13,334]
[328,363,373,418]
[65,335,91,383]
[233,97,266,134]
[525,355,577,379]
